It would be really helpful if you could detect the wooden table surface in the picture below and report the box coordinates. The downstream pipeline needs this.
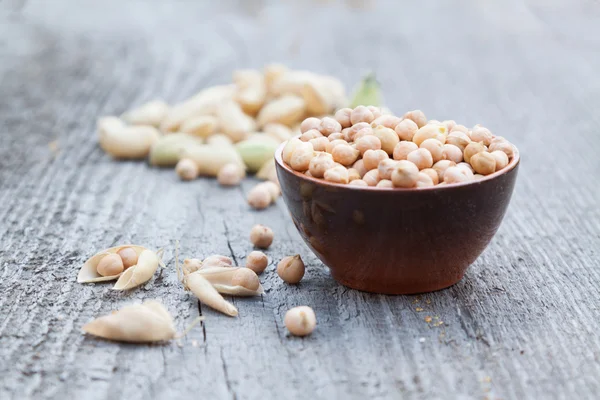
[1,1,599,399]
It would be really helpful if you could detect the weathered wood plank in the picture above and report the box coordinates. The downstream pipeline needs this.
[1,1,599,399]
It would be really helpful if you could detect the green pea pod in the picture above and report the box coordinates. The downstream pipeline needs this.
[350,73,382,108]
[235,137,279,173]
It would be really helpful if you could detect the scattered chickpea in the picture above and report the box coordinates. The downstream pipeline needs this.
[334,108,352,128]
[470,125,493,146]
[349,179,368,187]
[355,135,382,155]
[97,254,124,277]
[232,268,260,291]
[309,136,329,152]
[395,119,418,141]
[308,152,335,178]
[247,185,272,210]
[347,168,361,182]
[420,138,444,163]
[325,139,348,154]
[300,117,321,133]
[176,158,199,181]
[378,159,399,180]
[373,125,399,154]
[324,165,349,184]
[371,115,402,129]
[117,247,138,269]
[376,179,393,188]
[432,160,456,182]
[491,150,509,171]
[393,141,418,161]
[363,149,389,171]
[217,163,244,186]
[441,144,463,163]
[277,255,305,284]
[284,306,316,337]
[444,166,470,184]
[332,143,360,166]
[463,142,486,163]
[350,105,375,125]
[407,148,433,170]
[391,160,419,188]
[250,224,274,248]
[469,152,496,175]
[290,141,314,171]
[403,110,427,128]
[420,168,439,185]
[416,172,434,188]
[446,131,471,151]
[318,117,342,136]
[352,159,367,177]
[245,250,268,274]
[300,129,323,142]
[363,169,380,186]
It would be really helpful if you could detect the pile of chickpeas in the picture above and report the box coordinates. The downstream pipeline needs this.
[282,107,515,188]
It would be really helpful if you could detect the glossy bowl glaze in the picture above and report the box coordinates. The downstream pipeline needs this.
[274,144,520,294]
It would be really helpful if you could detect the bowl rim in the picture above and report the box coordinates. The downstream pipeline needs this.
[274,139,520,192]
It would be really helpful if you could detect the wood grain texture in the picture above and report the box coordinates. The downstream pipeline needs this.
[1,1,599,399]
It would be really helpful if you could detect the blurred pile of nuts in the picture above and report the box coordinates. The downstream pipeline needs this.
[282,107,515,188]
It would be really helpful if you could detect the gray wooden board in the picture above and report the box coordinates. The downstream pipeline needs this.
[1,0,599,399]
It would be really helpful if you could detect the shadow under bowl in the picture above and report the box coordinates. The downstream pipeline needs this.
[274,144,520,294]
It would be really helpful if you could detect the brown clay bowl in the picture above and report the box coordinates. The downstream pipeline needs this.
[274,144,520,294]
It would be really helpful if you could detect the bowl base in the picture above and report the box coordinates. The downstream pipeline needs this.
[330,271,466,295]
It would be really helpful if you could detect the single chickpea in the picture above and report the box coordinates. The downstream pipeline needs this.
[231,268,260,291]
[329,132,343,141]
[403,110,427,128]
[176,158,199,181]
[363,169,381,186]
[432,160,456,182]
[324,165,349,184]
[363,149,389,171]
[371,115,402,129]
[394,119,418,141]
[345,122,371,141]
[277,255,305,284]
[420,138,444,163]
[218,163,244,186]
[250,224,274,248]
[260,181,281,202]
[355,135,382,155]
[282,138,302,164]
[407,148,434,170]
[352,126,374,141]
[491,150,509,171]
[325,139,348,154]
[246,251,268,274]
[420,168,439,185]
[367,106,383,119]
[470,125,493,146]
[474,174,485,180]
[97,254,124,277]
[117,247,138,269]
[300,117,321,133]
[347,168,361,182]
[450,124,469,133]
[308,152,335,178]
[446,131,471,151]
[463,142,487,164]
[334,108,352,128]
[309,136,329,152]
[247,185,272,209]
[373,125,400,155]
[350,105,375,125]
[391,160,419,188]
[456,162,474,179]
[378,159,399,180]
[444,166,470,184]
[349,179,368,187]
[300,129,323,142]
[469,152,496,175]
[393,141,418,161]
[489,141,514,158]
[412,124,447,146]
[416,172,434,188]
[290,141,315,171]
[332,143,360,166]
[352,159,367,177]
[442,120,456,132]
[376,179,393,188]
[490,136,507,146]
[318,117,342,136]
[284,306,316,336]
[441,144,463,163]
